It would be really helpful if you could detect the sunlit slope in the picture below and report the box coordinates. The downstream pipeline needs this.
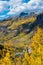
[0,13,43,65]
[0,26,43,65]
[0,13,43,47]
[8,17,36,30]
[0,16,36,43]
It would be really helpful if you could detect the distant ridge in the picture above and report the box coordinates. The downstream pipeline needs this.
[0,11,43,21]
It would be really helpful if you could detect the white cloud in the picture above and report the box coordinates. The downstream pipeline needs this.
[0,0,43,20]
[8,0,43,15]
[0,1,9,13]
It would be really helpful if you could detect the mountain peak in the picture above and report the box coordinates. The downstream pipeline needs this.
[19,12,28,18]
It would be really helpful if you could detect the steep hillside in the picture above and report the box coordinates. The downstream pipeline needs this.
[0,13,43,46]
[0,14,43,43]
[0,13,43,65]
[0,15,36,44]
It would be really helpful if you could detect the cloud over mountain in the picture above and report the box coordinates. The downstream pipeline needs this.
[0,0,43,20]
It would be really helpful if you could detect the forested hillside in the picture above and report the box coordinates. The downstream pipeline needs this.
[0,13,43,65]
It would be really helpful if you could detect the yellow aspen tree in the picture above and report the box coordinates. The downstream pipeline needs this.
[2,51,14,65]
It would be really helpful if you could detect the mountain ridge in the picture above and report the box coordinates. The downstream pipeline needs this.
[0,13,43,44]
[0,12,37,21]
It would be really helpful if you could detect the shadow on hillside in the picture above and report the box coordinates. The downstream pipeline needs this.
[21,13,43,34]
[11,13,43,37]
[20,14,43,34]
[29,13,43,32]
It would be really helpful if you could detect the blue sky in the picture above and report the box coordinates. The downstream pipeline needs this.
[0,0,43,20]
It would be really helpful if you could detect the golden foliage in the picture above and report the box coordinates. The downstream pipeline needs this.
[0,27,43,65]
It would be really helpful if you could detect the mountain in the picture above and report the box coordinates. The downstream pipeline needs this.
[0,12,36,21]
[0,12,43,44]
[19,12,28,17]
[0,9,43,65]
